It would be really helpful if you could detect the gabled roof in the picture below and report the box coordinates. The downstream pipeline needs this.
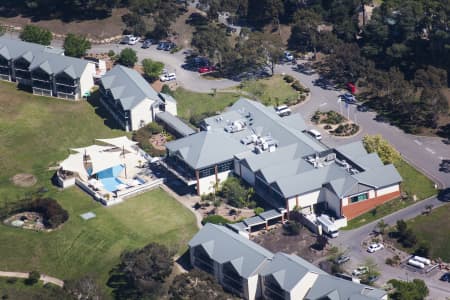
[335,141,368,158]
[256,158,313,184]
[156,112,195,137]
[100,65,160,110]
[166,131,248,169]
[260,253,326,292]
[352,164,402,188]
[328,176,373,198]
[0,36,64,61]
[29,52,90,79]
[188,224,273,278]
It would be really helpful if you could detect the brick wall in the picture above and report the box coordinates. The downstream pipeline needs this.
[342,190,401,220]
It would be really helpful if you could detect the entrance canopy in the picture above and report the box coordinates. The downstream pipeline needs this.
[89,151,122,175]
[96,136,138,154]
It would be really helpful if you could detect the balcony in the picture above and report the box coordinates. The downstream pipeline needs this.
[15,70,31,80]
[161,157,196,185]
[56,79,78,87]
[193,256,214,274]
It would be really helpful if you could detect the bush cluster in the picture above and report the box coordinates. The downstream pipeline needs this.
[132,122,166,157]
[201,215,230,225]
[283,75,295,83]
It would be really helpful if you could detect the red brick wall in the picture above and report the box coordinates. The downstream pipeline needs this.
[342,190,401,220]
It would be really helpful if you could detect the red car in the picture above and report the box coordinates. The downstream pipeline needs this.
[198,66,215,73]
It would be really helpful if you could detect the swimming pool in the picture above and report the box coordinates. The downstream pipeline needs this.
[97,165,125,192]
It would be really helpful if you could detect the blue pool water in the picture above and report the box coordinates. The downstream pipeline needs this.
[97,165,125,192]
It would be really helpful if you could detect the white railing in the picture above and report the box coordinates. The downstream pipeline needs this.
[115,179,163,199]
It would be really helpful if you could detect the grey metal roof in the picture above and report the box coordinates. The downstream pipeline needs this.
[226,222,249,232]
[166,130,248,169]
[29,52,90,79]
[100,65,160,110]
[306,274,386,300]
[272,164,348,198]
[256,158,313,184]
[243,216,266,227]
[0,37,64,61]
[335,141,368,158]
[260,253,326,292]
[156,112,195,137]
[279,113,306,131]
[352,164,402,188]
[351,152,384,170]
[188,223,273,278]
[328,177,373,198]
[259,209,282,220]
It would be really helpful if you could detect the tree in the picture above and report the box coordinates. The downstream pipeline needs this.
[254,207,264,215]
[20,25,52,45]
[414,242,431,258]
[118,48,138,67]
[169,269,231,300]
[110,243,174,299]
[388,279,429,300]
[63,33,91,58]
[396,219,408,237]
[241,32,283,75]
[376,219,388,235]
[141,58,164,82]
[25,270,40,285]
[65,275,103,300]
[220,177,252,208]
[363,135,401,164]
[289,10,322,55]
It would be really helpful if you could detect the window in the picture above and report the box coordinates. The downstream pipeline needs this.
[198,166,215,178]
[218,160,233,173]
[350,193,368,203]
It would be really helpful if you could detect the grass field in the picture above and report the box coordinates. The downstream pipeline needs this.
[404,204,450,261]
[345,159,436,229]
[239,75,299,106]
[0,81,198,295]
[0,278,65,300]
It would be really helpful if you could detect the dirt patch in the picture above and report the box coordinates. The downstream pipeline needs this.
[150,133,167,151]
[252,225,332,262]
[11,173,37,187]
[0,8,127,39]
[170,7,197,49]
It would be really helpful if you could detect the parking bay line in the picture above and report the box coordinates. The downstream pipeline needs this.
[425,147,435,154]
[319,102,327,107]
[414,139,423,146]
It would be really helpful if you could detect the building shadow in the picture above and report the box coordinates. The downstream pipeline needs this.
[87,90,124,131]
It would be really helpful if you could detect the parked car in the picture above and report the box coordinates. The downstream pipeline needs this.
[440,273,450,282]
[357,105,368,112]
[163,42,176,51]
[367,243,384,253]
[141,39,154,48]
[160,73,176,82]
[128,36,140,45]
[157,42,167,50]
[275,105,292,117]
[352,266,369,277]
[363,275,379,284]
[340,92,357,104]
[335,255,350,265]
[198,65,215,73]
[120,35,133,44]
[284,51,294,61]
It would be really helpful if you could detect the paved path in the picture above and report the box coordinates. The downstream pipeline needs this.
[0,271,64,287]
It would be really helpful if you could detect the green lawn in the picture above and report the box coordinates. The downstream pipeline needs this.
[0,81,198,293]
[345,159,436,229]
[404,204,450,261]
[239,75,299,106]
[0,278,65,300]
[173,88,240,121]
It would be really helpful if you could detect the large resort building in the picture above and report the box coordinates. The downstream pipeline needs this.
[189,224,388,300]
[0,37,95,100]
[165,98,402,220]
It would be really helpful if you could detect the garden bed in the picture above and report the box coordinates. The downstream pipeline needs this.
[312,110,360,137]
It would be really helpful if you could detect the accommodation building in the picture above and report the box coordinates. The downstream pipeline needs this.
[164,98,401,220]
[189,224,388,300]
[0,37,95,100]
[99,65,178,131]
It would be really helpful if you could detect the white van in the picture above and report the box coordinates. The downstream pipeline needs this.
[308,129,322,140]
[275,105,291,117]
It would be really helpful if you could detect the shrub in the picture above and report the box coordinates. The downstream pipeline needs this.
[108,50,115,57]
[254,207,264,215]
[193,202,201,210]
[292,80,304,91]
[147,122,163,134]
[161,84,173,95]
[415,243,431,258]
[118,48,138,67]
[283,221,301,236]
[324,124,332,130]
[20,25,52,45]
[220,177,254,208]
[385,257,394,266]
[201,215,230,225]
[283,75,294,83]
[25,271,40,285]
[23,198,69,228]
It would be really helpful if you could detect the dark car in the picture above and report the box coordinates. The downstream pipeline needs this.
[335,255,350,265]
[141,39,154,49]
[341,92,357,104]
[157,42,167,50]
[375,115,388,123]
[164,42,176,51]
[357,105,368,112]
[438,188,450,201]
[440,273,450,282]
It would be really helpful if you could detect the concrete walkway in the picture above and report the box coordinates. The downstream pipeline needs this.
[0,271,64,287]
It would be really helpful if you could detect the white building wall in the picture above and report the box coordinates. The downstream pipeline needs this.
[165,99,177,116]
[246,275,260,300]
[377,184,400,196]
[79,62,96,97]
[287,190,321,211]
[342,189,376,207]
[289,272,319,300]
[197,170,232,195]
[130,98,155,131]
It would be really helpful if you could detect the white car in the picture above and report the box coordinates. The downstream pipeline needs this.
[160,73,176,82]
[367,243,384,253]
[284,51,294,61]
[352,266,368,277]
[128,36,140,45]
